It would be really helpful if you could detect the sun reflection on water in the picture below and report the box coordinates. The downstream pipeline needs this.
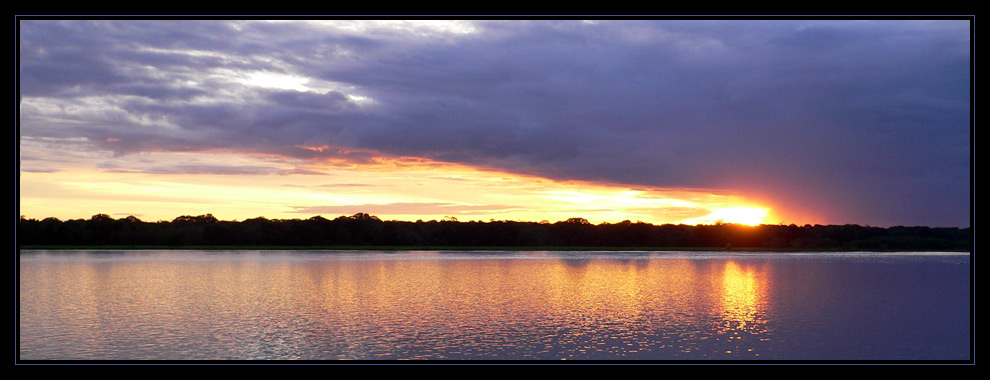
[713,260,771,356]
[21,251,783,360]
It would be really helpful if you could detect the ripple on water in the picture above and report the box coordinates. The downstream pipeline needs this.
[19,250,970,360]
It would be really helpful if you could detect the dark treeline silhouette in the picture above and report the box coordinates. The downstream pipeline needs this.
[18,213,972,251]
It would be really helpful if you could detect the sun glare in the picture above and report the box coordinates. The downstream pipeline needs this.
[690,207,769,226]
[19,147,777,226]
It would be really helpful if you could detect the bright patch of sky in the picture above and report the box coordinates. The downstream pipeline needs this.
[17,19,970,227]
[264,20,481,37]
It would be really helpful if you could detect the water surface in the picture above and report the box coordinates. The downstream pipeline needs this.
[18,250,971,361]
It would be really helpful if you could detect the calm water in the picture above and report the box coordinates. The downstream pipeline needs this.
[18,250,971,361]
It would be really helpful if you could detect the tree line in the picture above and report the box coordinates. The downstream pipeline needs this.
[17,213,972,251]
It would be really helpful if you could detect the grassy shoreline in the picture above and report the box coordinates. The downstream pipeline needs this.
[17,245,970,252]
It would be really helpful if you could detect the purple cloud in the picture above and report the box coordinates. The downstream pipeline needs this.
[18,19,971,227]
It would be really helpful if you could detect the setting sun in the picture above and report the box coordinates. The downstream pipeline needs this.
[17,18,971,363]
[684,207,769,226]
[18,19,969,229]
[18,148,777,225]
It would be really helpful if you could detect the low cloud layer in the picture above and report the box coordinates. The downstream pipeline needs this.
[293,203,521,217]
[18,19,971,227]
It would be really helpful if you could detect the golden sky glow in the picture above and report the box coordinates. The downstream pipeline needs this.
[681,207,769,226]
[16,20,972,228]
[19,148,784,225]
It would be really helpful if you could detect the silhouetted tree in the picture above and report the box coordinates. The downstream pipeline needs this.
[16,213,972,251]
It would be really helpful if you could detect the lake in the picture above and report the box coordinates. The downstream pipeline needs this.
[17,250,971,362]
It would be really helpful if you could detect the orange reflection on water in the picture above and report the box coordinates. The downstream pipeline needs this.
[305,255,719,359]
[20,252,781,360]
[540,257,701,324]
[715,260,771,352]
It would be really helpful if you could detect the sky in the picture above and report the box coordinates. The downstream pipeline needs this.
[17,19,972,227]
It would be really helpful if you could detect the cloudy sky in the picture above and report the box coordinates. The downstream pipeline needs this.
[17,19,971,227]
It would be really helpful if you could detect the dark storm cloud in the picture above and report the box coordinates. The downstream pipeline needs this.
[18,19,971,227]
